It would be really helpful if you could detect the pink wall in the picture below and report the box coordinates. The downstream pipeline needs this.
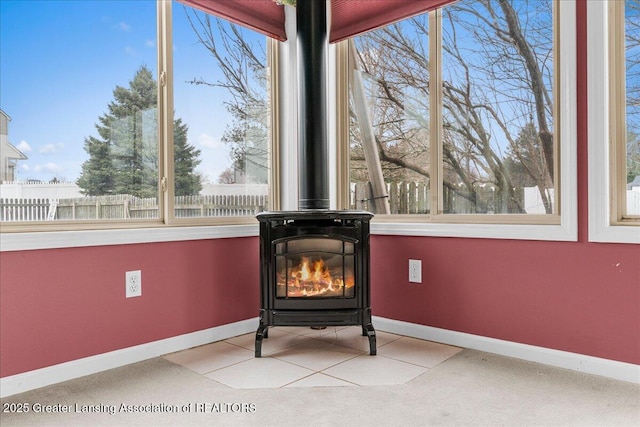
[369,236,639,365]
[0,0,638,379]
[0,238,259,377]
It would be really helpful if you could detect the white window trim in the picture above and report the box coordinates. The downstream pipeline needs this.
[0,225,259,252]
[587,0,640,244]
[367,0,578,242]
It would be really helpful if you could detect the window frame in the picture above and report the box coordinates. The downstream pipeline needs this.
[336,0,577,241]
[1,0,581,251]
[163,0,280,225]
[609,0,640,224]
[587,0,640,244]
[0,0,278,235]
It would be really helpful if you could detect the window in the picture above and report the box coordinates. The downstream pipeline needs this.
[346,13,432,216]
[588,0,640,243]
[346,0,558,220]
[0,0,274,229]
[169,1,273,221]
[337,0,577,240]
[611,0,640,221]
[0,0,159,224]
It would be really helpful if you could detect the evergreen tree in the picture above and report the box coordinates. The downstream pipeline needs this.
[77,66,202,197]
[109,67,158,198]
[174,117,203,196]
[76,115,117,196]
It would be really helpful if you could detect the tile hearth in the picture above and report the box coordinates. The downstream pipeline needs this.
[164,326,462,389]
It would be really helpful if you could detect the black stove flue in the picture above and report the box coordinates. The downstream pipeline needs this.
[297,0,329,210]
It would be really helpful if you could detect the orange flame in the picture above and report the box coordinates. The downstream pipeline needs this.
[278,256,353,297]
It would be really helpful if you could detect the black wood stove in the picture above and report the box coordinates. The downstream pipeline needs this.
[255,0,376,357]
[255,210,376,357]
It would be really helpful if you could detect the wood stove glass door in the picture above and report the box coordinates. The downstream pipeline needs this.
[275,238,355,300]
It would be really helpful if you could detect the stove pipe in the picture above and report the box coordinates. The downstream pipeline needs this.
[297,0,329,210]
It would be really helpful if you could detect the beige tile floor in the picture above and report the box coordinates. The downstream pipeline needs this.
[164,326,462,389]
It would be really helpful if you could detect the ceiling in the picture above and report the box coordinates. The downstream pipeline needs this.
[179,0,457,42]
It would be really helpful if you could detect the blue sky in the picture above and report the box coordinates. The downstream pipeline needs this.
[0,0,263,184]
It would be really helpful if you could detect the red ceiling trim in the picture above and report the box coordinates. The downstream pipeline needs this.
[177,0,287,41]
[177,0,459,44]
[329,0,458,43]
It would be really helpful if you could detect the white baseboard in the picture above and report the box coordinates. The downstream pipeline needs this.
[2,316,638,398]
[372,316,640,384]
[0,318,258,398]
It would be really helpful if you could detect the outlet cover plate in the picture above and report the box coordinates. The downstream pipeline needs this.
[409,259,422,283]
[125,270,142,298]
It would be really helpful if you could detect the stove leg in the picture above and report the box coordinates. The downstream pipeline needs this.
[255,324,268,357]
[362,308,376,355]
[363,323,377,355]
[256,311,268,357]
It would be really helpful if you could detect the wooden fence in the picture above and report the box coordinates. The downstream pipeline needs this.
[2,182,533,220]
[352,181,430,214]
[174,194,269,218]
[351,181,525,214]
[0,194,268,222]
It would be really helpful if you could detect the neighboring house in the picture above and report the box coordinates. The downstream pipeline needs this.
[0,109,28,182]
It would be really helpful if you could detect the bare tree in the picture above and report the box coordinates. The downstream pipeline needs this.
[350,0,554,213]
[183,9,270,184]
[218,167,236,184]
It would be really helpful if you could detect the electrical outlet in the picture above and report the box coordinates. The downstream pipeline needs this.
[125,270,142,298]
[409,259,422,283]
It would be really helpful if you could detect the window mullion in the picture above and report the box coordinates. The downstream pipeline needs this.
[335,41,351,210]
[268,38,282,211]
[157,0,174,223]
[430,9,442,216]
[553,0,561,216]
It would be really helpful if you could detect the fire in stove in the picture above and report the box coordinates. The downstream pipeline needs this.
[277,256,355,298]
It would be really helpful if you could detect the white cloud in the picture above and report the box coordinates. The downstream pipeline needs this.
[124,46,137,56]
[117,21,131,32]
[16,140,32,152]
[145,39,155,48]
[39,143,64,154]
[198,133,222,149]
[20,164,30,172]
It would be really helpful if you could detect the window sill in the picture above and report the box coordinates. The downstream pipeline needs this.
[371,220,576,242]
[1,215,580,252]
[588,222,640,245]
[0,223,259,252]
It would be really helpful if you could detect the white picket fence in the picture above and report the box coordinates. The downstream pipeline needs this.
[0,194,268,222]
[351,181,555,214]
